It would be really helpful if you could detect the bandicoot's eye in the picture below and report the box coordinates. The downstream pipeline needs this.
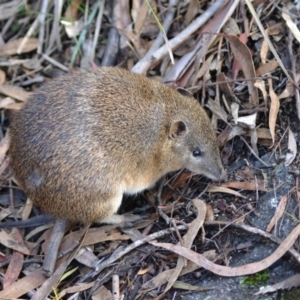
[193,149,202,157]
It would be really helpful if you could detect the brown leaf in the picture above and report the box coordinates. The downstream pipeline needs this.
[221,180,267,192]
[266,195,288,233]
[285,129,297,166]
[0,230,30,255]
[0,97,24,110]
[205,204,215,221]
[0,85,32,101]
[59,281,95,298]
[256,60,279,76]
[207,185,246,198]
[268,78,280,146]
[224,34,259,106]
[75,247,98,268]
[0,38,38,56]
[3,229,24,288]
[92,285,113,300]
[0,69,6,84]
[207,98,228,121]
[0,267,45,298]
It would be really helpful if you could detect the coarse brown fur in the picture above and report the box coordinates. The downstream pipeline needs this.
[9,67,225,225]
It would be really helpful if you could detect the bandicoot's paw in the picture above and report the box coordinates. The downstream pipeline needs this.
[119,214,149,228]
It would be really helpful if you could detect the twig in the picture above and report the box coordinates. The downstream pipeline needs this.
[157,178,170,224]
[48,0,63,52]
[42,53,69,72]
[70,1,100,67]
[17,16,39,54]
[287,24,300,119]
[112,275,120,300]
[144,0,178,64]
[42,219,69,277]
[91,0,105,62]
[131,0,227,74]
[37,0,48,54]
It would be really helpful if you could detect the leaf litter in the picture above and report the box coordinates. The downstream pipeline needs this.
[0,1,299,299]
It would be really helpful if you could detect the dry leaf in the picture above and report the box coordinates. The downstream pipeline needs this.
[92,285,113,300]
[254,80,268,104]
[207,185,246,198]
[266,195,288,232]
[75,247,98,268]
[225,34,258,106]
[0,38,38,56]
[278,80,295,99]
[138,266,153,275]
[0,230,30,255]
[3,229,24,289]
[207,98,228,121]
[285,129,297,166]
[282,12,300,43]
[260,28,269,64]
[59,281,95,298]
[205,205,215,221]
[237,113,257,129]
[172,281,211,291]
[231,102,239,124]
[221,180,267,191]
[0,97,24,110]
[0,85,32,101]
[0,268,45,298]
[268,78,280,146]
[0,69,5,84]
[256,60,279,76]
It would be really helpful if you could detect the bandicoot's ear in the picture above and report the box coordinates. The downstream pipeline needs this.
[169,121,187,140]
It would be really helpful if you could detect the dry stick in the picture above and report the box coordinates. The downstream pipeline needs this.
[142,0,179,63]
[91,0,105,62]
[287,27,300,119]
[37,0,48,54]
[101,0,120,66]
[157,178,170,224]
[131,0,226,74]
[42,219,69,277]
[48,0,63,52]
[70,1,100,67]
[17,16,39,54]
[268,126,289,162]
[112,275,120,300]
[42,53,69,72]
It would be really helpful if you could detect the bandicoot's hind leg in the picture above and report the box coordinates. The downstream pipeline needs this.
[101,213,144,227]
[95,193,144,227]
